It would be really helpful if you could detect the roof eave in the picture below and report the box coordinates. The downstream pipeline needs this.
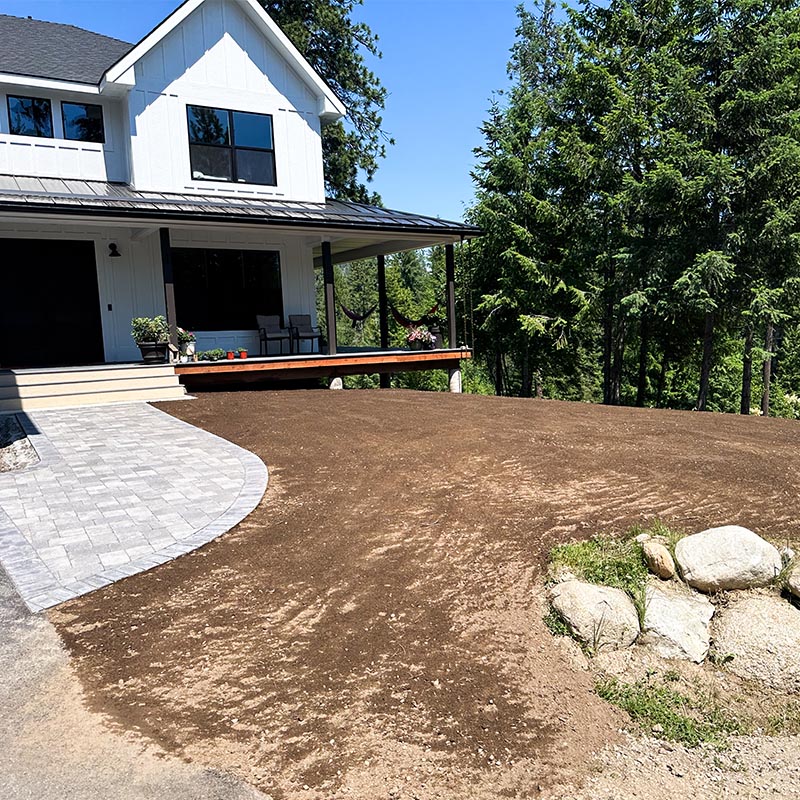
[0,72,102,94]
[0,199,480,239]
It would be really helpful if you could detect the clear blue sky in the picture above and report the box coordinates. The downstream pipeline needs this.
[1,0,520,221]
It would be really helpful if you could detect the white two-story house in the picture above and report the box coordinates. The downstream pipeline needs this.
[0,0,476,409]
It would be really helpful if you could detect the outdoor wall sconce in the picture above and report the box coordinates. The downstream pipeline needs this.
[108,243,122,258]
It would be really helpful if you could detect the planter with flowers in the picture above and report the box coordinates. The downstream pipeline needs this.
[407,325,437,351]
[131,316,170,363]
[177,328,196,361]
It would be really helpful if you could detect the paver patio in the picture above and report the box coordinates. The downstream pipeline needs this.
[0,403,267,612]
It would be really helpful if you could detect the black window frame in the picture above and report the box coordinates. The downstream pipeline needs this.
[186,104,277,187]
[7,94,53,139]
[61,100,106,144]
[172,246,284,332]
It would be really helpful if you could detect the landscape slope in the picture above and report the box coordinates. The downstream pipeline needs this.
[51,391,800,798]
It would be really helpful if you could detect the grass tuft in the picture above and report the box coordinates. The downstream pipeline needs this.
[543,608,570,637]
[596,675,747,748]
[550,533,649,621]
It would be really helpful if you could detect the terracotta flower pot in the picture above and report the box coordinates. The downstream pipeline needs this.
[239,351,248,359]
[226,351,235,360]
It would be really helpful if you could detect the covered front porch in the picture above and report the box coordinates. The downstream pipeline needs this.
[0,176,479,396]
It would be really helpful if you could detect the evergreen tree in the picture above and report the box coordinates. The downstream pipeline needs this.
[262,0,391,201]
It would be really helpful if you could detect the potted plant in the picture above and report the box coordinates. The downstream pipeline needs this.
[177,328,196,360]
[226,350,236,360]
[198,348,225,361]
[237,347,248,359]
[407,325,436,351]
[131,316,169,363]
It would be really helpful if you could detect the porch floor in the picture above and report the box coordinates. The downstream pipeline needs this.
[0,403,266,611]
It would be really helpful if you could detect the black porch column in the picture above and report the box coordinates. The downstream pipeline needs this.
[445,243,457,348]
[159,227,178,348]
[377,254,390,388]
[322,240,337,355]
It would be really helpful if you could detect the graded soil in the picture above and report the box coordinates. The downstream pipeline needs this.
[50,391,800,799]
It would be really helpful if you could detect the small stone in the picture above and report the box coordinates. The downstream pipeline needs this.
[780,546,796,565]
[634,533,651,544]
[549,580,640,653]
[642,540,676,580]
[674,526,782,592]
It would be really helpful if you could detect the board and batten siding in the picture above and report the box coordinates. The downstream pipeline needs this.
[0,221,318,363]
[127,0,325,202]
[0,91,128,182]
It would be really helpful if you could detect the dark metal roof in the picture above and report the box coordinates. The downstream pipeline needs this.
[0,14,132,84]
[0,176,480,237]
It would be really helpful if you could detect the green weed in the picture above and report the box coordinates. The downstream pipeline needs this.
[596,676,747,748]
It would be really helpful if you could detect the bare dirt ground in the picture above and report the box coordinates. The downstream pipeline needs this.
[49,391,800,799]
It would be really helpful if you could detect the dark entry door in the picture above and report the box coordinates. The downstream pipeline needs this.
[0,238,104,368]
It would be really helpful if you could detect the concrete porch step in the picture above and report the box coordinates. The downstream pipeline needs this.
[0,385,186,413]
[0,363,186,413]
[0,373,181,400]
[0,363,176,388]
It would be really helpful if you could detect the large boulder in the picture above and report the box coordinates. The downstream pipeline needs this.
[713,594,800,693]
[550,580,640,653]
[641,580,714,662]
[674,526,782,592]
[642,540,676,580]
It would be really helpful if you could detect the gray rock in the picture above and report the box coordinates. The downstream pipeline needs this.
[674,526,782,592]
[713,594,800,692]
[550,580,640,653]
[641,580,714,662]
[788,564,800,600]
[781,546,796,565]
[642,540,676,580]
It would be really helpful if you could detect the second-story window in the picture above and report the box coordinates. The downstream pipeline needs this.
[62,102,105,143]
[187,105,276,186]
[8,95,53,138]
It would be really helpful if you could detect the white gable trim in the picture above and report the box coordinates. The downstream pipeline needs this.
[102,0,346,120]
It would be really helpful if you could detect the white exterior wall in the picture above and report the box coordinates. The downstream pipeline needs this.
[0,220,317,363]
[0,88,128,182]
[126,0,326,201]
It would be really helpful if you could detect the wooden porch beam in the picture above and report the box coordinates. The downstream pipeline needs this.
[322,240,337,355]
[445,243,457,348]
[159,227,178,348]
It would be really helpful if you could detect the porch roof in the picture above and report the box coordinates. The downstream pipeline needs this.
[0,176,480,261]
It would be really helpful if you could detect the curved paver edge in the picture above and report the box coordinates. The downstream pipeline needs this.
[20,404,269,613]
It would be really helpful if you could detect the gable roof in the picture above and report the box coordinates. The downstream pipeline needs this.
[0,1,344,118]
[103,0,345,118]
[0,14,132,84]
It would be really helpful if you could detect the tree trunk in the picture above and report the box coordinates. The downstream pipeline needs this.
[520,346,532,398]
[761,322,774,416]
[740,324,753,415]
[535,370,543,399]
[493,349,504,396]
[655,353,669,408]
[603,305,613,404]
[696,311,715,411]
[636,316,649,407]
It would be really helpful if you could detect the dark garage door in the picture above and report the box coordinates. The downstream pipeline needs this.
[0,238,105,368]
